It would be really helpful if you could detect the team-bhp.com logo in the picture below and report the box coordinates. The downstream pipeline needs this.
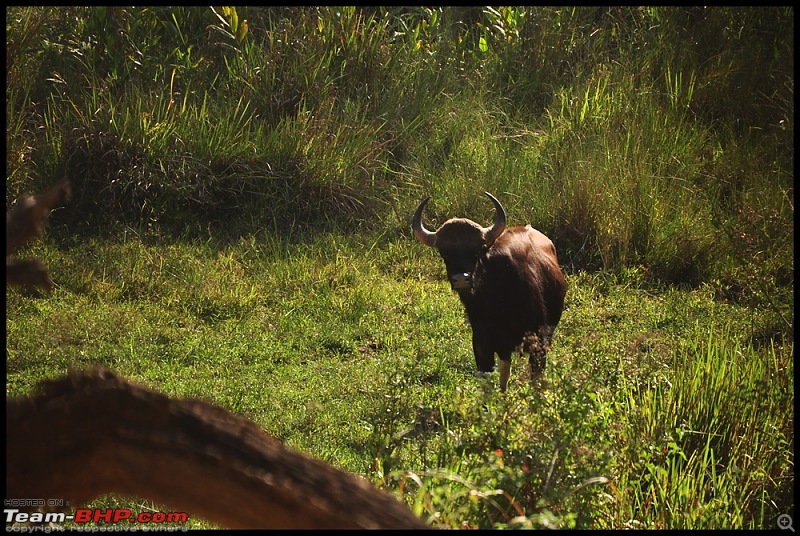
[5,504,189,530]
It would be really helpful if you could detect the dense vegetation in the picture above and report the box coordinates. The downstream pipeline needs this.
[6,6,793,529]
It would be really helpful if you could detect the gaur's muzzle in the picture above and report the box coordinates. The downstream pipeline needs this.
[450,273,473,290]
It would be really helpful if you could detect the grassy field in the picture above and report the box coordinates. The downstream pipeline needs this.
[6,6,794,529]
[7,233,793,529]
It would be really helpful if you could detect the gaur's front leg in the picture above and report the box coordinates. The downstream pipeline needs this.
[472,333,495,374]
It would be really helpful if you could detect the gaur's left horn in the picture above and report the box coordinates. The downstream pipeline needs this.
[482,192,506,245]
[412,197,437,248]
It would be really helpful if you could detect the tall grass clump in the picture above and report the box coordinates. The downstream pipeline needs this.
[616,331,793,529]
[7,7,792,290]
[6,7,458,231]
[468,7,792,286]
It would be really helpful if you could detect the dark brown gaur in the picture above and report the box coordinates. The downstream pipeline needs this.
[412,192,567,391]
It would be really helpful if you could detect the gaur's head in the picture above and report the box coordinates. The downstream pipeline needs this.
[412,192,506,293]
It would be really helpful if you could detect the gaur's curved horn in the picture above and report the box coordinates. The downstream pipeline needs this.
[482,192,506,245]
[412,197,437,248]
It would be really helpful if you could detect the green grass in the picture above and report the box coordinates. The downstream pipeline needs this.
[6,232,793,529]
[6,6,793,530]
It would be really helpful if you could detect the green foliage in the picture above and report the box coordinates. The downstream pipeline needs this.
[6,231,793,530]
[6,5,793,530]
[7,7,792,288]
[616,330,793,528]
